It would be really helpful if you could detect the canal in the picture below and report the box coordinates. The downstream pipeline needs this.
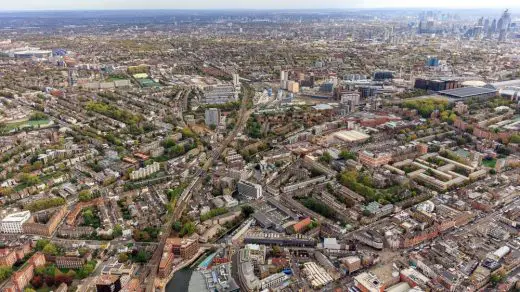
[165,268,193,292]
[165,249,213,292]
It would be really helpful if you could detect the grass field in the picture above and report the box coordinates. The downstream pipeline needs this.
[5,119,51,131]
[482,158,497,168]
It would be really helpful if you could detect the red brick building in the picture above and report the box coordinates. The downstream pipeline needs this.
[293,217,312,233]
[3,252,46,292]
[0,250,17,267]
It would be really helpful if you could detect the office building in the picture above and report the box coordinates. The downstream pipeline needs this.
[167,237,200,260]
[414,78,460,92]
[242,244,266,265]
[1,211,31,234]
[358,151,392,167]
[280,70,289,90]
[96,275,122,292]
[342,256,362,274]
[359,86,378,99]
[341,92,360,111]
[237,180,262,199]
[205,108,221,127]
[498,9,512,42]
[354,272,385,292]
[400,268,431,288]
[287,81,299,93]
[260,272,289,290]
[232,73,240,87]
[373,71,393,81]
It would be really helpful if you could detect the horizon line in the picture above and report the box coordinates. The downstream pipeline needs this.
[0,7,517,13]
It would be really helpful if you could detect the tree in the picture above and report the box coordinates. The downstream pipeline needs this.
[181,127,195,138]
[339,151,356,160]
[29,112,47,121]
[510,134,520,144]
[0,187,14,197]
[272,246,282,256]
[172,221,182,232]
[35,239,50,251]
[136,250,148,263]
[162,138,176,149]
[180,222,196,237]
[319,152,332,164]
[77,261,96,279]
[30,275,43,289]
[45,275,55,287]
[118,253,129,263]
[140,232,151,242]
[44,264,57,277]
[490,272,505,287]
[55,274,73,286]
[42,243,58,256]
[78,190,93,202]
[19,173,40,186]
[200,208,228,221]
[0,266,12,281]
[26,197,65,212]
[113,224,123,237]
[241,205,255,218]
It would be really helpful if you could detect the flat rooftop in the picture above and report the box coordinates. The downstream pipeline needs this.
[438,86,497,98]
[333,130,370,142]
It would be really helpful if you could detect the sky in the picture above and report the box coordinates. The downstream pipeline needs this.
[1,0,519,11]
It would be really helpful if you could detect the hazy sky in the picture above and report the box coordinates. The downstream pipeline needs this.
[1,0,519,11]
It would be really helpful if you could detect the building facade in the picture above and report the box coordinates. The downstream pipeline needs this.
[1,211,31,234]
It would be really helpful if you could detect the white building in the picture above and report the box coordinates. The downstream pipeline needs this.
[260,272,289,290]
[129,162,161,180]
[302,262,333,289]
[1,211,31,233]
[354,272,385,292]
[237,180,263,199]
[341,92,361,112]
[222,195,238,208]
[280,70,289,90]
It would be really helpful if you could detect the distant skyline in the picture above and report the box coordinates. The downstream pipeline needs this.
[1,0,519,11]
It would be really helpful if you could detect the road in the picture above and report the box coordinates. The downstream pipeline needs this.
[143,84,253,291]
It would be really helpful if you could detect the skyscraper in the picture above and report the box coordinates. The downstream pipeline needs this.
[490,19,497,33]
[498,9,512,42]
[280,70,288,90]
[232,73,240,87]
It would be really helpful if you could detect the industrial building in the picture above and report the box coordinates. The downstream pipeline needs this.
[437,86,498,100]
